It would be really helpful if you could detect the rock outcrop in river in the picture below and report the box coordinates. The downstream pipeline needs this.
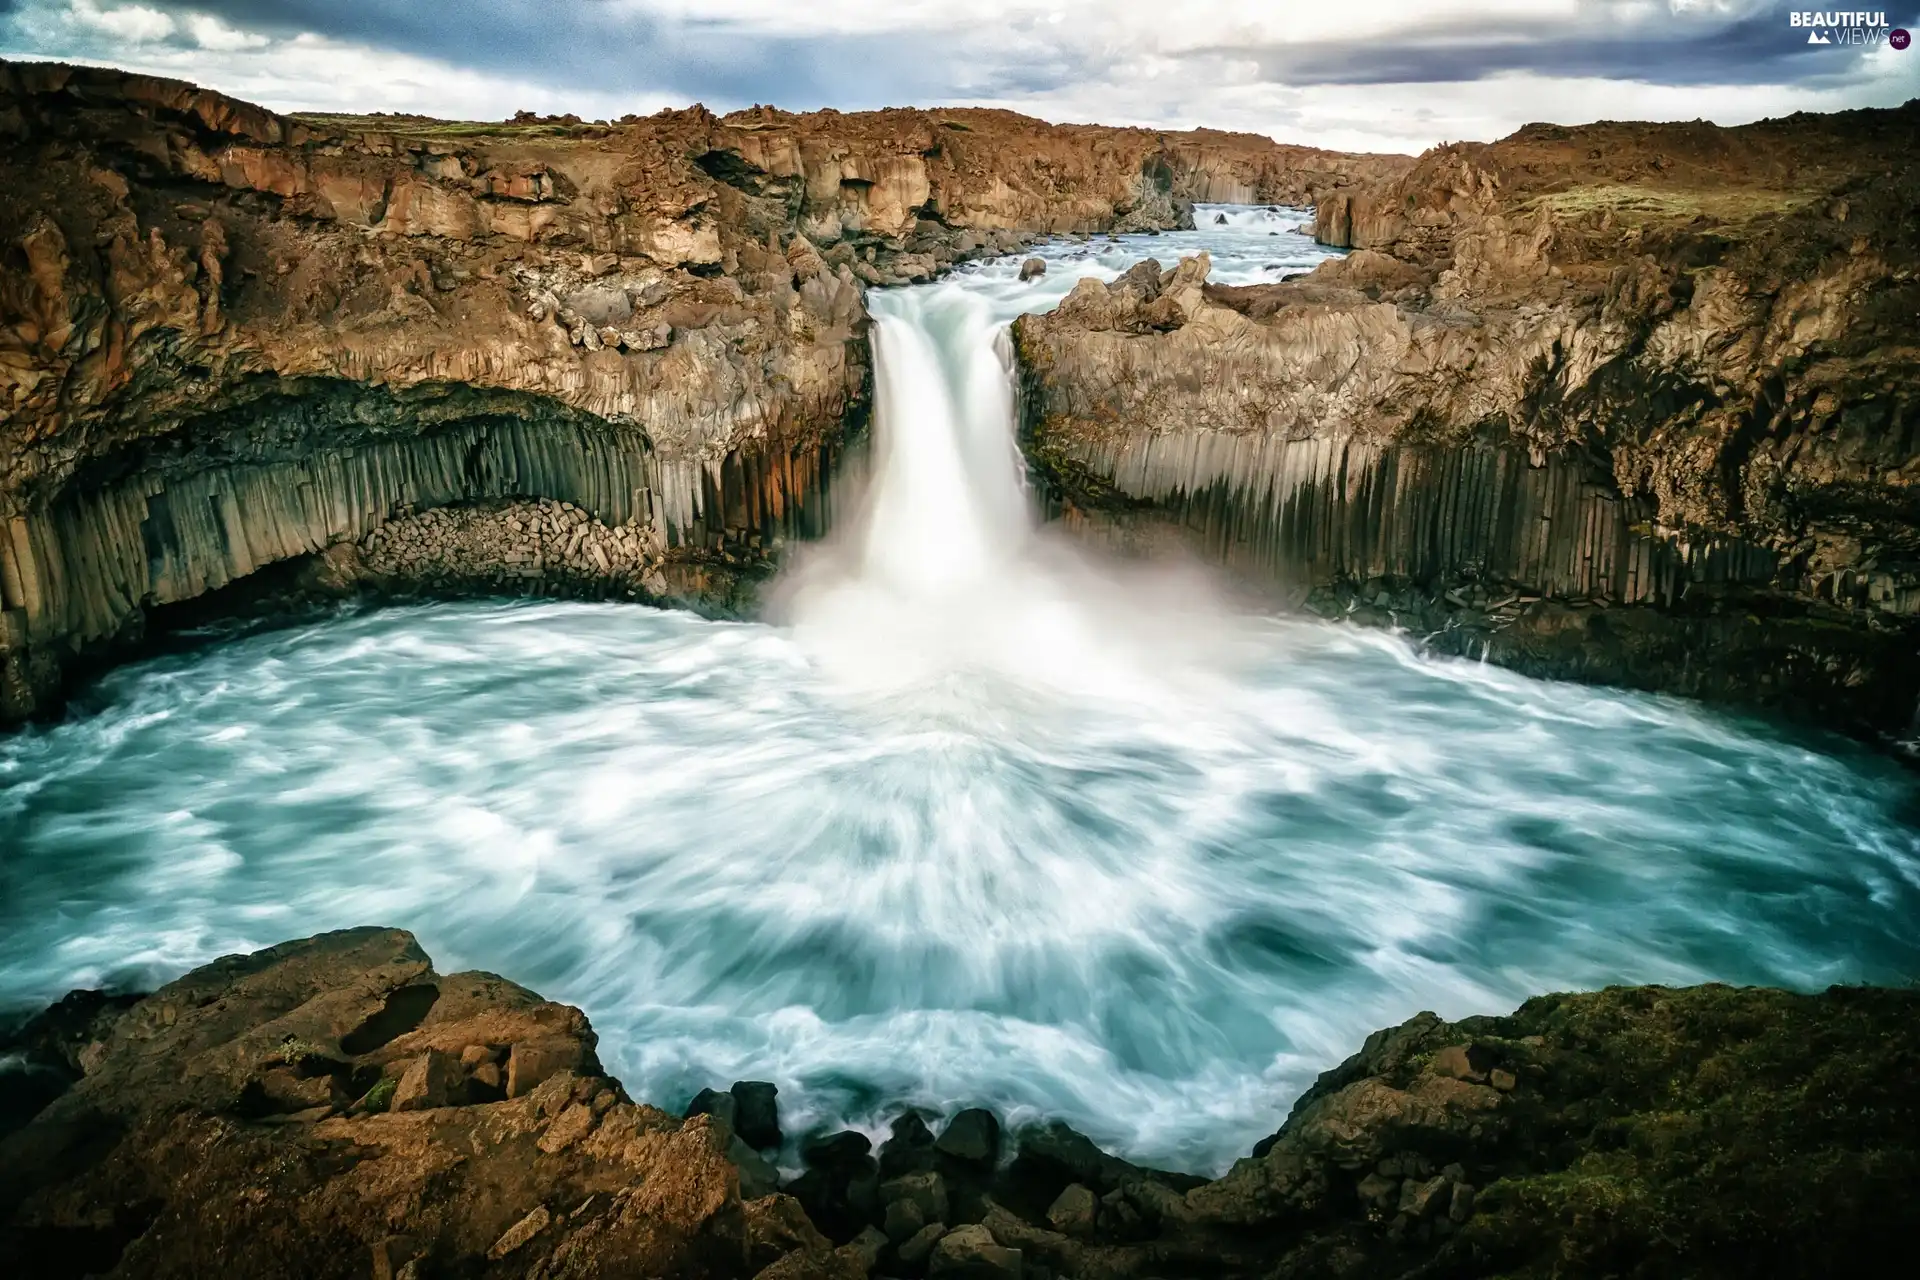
[0,60,1405,724]
[3,928,1913,1278]
[1014,108,1920,740]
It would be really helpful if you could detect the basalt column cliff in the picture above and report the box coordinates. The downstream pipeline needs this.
[0,60,1403,723]
[1015,107,1920,739]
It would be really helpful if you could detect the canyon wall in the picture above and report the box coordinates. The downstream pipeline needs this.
[0,59,1408,723]
[1015,109,1920,738]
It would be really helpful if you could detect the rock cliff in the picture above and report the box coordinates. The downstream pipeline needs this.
[0,59,1407,724]
[1015,108,1920,740]
[4,928,1913,1278]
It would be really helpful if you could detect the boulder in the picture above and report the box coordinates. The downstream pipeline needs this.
[879,1111,938,1177]
[935,1108,1001,1166]
[880,1170,950,1225]
[801,1129,873,1168]
[390,1048,458,1111]
[1044,1183,1096,1238]
[687,1085,739,1131]
[732,1080,782,1149]
[507,1036,588,1098]
[929,1223,1022,1278]
[897,1221,946,1269]
[883,1194,925,1242]
[1018,257,1046,281]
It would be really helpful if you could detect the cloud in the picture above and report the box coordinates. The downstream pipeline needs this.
[69,1,174,43]
[1206,9,1859,89]
[184,12,264,50]
[0,0,1914,151]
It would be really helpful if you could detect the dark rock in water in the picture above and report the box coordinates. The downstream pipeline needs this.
[935,1107,1001,1166]
[1019,257,1046,281]
[1214,212,1228,224]
[731,1078,782,1149]
[880,1109,938,1177]
[685,1084,738,1131]
[802,1128,874,1169]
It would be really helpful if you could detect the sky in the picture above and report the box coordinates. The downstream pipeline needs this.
[1,1,1915,153]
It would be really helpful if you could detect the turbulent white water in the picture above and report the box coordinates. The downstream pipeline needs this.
[2,207,1918,1173]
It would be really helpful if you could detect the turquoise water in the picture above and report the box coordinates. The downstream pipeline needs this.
[2,207,1918,1173]
[2,598,1915,1172]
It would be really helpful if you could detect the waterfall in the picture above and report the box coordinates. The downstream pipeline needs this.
[777,271,1241,708]
[855,286,1030,595]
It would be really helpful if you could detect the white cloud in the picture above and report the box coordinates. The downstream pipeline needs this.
[50,34,678,119]
[186,13,267,51]
[964,59,1920,154]
[68,1,175,43]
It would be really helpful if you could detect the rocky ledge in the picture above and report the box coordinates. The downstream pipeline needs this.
[1015,107,1920,742]
[3,928,1913,1278]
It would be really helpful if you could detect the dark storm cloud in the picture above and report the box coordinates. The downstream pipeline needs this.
[1205,4,1920,89]
[98,0,968,108]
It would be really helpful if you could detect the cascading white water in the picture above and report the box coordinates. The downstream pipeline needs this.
[858,291,1026,592]
[2,209,1917,1173]
[778,222,1291,703]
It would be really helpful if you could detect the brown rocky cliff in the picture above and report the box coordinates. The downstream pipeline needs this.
[1015,105,1920,737]
[0,60,1407,724]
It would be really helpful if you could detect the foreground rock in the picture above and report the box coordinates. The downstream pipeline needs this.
[4,929,1915,1278]
[1015,108,1920,741]
[0,929,871,1278]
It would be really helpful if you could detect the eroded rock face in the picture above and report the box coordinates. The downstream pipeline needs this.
[0,61,1405,725]
[1015,107,1920,739]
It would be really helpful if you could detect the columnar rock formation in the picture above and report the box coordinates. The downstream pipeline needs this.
[4,928,1912,1277]
[1014,109,1920,736]
[0,60,1407,723]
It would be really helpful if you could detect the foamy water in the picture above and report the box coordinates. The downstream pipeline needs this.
[1,207,1916,1173]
